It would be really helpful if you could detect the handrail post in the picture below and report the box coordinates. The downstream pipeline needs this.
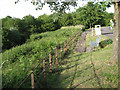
[31,71,34,90]
[49,52,52,73]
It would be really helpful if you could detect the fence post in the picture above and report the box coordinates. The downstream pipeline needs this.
[80,27,82,35]
[69,37,71,49]
[55,47,58,66]
[31,71,34,90]
[60,43,62,58]
[72,34,75,47]
[49,52,52,73]
[43,57,46,86]
[67,39,69,50]
[70,37,72,49]
[92,27,93,36]
[64,40,66,53]
[90,23,91,30]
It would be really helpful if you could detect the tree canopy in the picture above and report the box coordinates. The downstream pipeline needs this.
[1,1,114,50]
[15,0,112,13]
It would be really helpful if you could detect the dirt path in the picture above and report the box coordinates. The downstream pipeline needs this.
[55,27,116,88]
[75,31,87,52]
[75,27,113,53]
[47,27,116,88]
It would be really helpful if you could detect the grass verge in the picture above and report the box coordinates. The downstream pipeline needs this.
[47,31,118,88]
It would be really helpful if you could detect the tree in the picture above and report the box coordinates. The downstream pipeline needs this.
[37,14,60,32]
[22,15,36,34]
[1,16,27,50]
[109,2,120,65]
[58,13,73,26]
[2,28,11,49]
[2,17,15,30]
[15,0,77,13]
[103,12,114,26]
[72,2,108,28]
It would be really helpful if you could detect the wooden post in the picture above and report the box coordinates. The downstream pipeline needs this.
[69,37,71,49]
[64,40,66,53]
[90,23,91,30]
[31,71,34,90]
[67,39,69,50]
[49,52,52,73]
[92,27,93,36]
[60,43,62,58]
[55,47,58,66]
[79,28,81,36]
[73,33,75,38]
[71,36,73,49]
[43,57,46,80]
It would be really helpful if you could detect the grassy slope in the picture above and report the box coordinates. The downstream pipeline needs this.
[2,27,118,88]
[51,32,118,88]
[2,27,81,88]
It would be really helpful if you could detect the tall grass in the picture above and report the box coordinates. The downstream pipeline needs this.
[2,27,81,88]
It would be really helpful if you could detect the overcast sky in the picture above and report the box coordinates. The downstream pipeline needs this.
[0,0,114,19]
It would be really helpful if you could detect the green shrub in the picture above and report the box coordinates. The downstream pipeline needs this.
[82,27,85,32]
[2,27,25,50]
[27,34,42,42]
[99,39,113,48]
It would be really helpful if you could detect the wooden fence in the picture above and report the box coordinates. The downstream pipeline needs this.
[16,27,83,89]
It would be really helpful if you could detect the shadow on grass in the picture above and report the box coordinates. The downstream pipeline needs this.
[34,35,103,88]
[90,53,102,88]
[33,49,74,88]
[70,52,103,88]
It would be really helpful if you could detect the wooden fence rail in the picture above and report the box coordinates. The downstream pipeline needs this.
[17,28,83,89]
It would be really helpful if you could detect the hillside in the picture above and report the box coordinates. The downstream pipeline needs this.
[2,26,118,88]
[51,32,117,88]
[2,26,83,88]
[37,30,117,88]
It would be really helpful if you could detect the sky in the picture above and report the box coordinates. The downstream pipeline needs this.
[0,0,114,19]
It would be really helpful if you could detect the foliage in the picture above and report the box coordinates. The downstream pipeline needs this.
[22,15,36,34]
[1,2,114,50]
[58,13,73,26]
[1,14,61,50]
[15,0,112,14]
[103,12,114,26]
[99,39,113,48]
[37,14,61,32]
[2,27,24,50]
[2,26,81,88]
[9,29,23,46]
[2,28,11,49]
[72,2,112,29]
